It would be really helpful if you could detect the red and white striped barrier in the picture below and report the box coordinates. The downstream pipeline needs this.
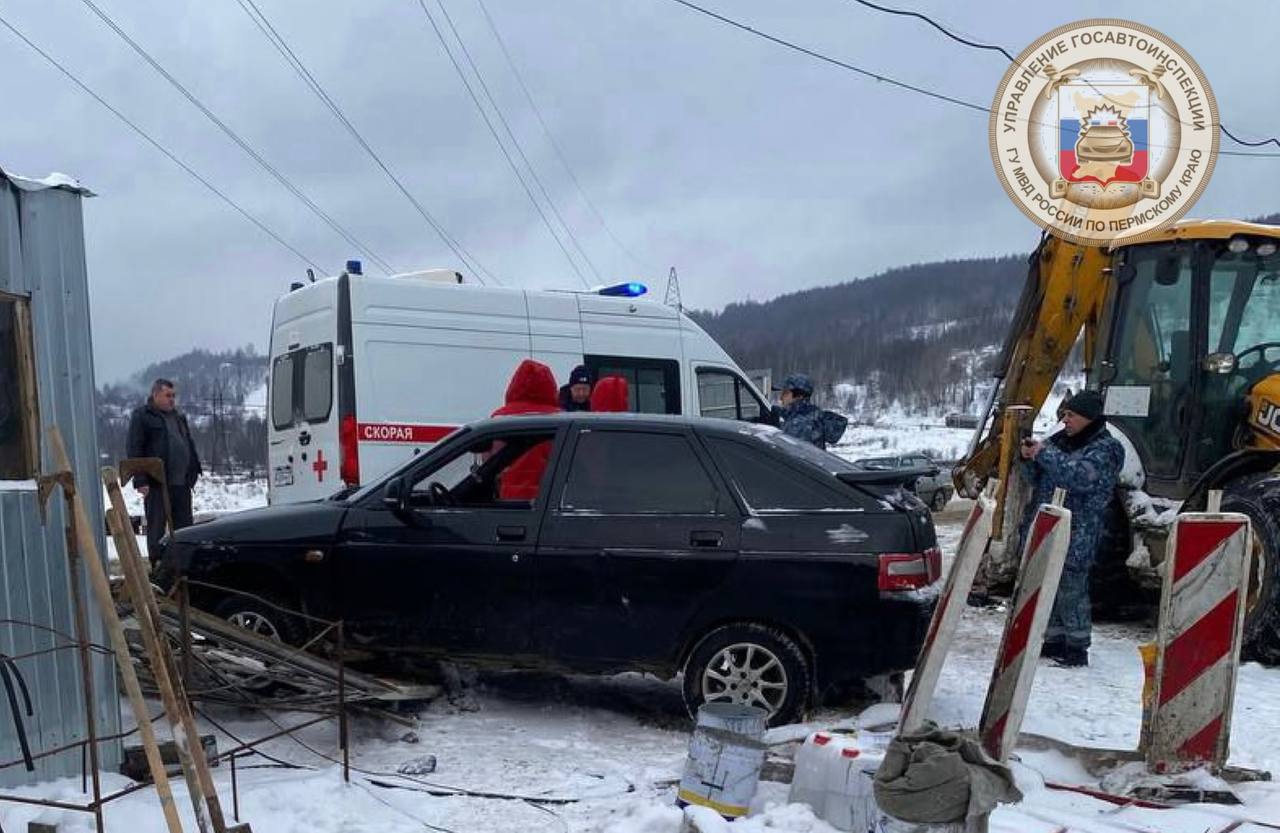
[1147,513,1252,773]
[979,502,1071,762]
[899,494,995,734]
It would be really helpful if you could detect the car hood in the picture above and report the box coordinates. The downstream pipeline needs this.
[173,500,347,544]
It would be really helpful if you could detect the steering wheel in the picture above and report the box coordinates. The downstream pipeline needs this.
[1236,342,1280,369]
[428,482,455,506]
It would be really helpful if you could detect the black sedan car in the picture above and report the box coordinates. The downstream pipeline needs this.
[158,414,940,725]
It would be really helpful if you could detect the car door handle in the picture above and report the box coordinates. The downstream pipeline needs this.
[690,530,723,548]
[497,525,527,542]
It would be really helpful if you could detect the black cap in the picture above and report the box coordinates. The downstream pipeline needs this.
[1063,389,1104,421]
[568,365,592,386]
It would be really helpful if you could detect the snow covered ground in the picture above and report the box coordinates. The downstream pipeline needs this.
[828,386,1080,465]
[11,484,1280,831]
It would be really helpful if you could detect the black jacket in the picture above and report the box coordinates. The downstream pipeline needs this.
[558,385,591,412]
[126,403,202,489]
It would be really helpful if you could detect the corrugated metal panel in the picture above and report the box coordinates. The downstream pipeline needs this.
[0,173,122,788]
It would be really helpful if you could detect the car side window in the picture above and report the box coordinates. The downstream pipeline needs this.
[560,430,720,514]
[697,368,769,422]
[697,369,739,419]
[708,437,864,511]
[584,355,681,414]
[408,430,557,508]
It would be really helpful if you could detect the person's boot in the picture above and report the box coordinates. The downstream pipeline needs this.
[1040,640,1067,662]
[1053,645,1088,668]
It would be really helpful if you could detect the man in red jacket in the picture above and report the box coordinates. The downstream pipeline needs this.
[490,359,559,501]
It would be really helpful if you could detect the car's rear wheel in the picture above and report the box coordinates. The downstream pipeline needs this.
[682,623,810,727]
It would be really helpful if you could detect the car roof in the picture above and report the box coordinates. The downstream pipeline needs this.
[465,412,778,438]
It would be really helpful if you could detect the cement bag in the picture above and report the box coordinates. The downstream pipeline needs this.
[873,724,1021,825]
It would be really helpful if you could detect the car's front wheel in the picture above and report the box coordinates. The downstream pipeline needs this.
[682,623,810,726]
[213,593,307,647]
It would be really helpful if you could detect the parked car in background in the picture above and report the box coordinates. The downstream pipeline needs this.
[855,453,954,511]
[158,414,939,726]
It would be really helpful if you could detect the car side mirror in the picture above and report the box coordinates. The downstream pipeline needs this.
[383,477,409,513]
[1202,352,1237,375]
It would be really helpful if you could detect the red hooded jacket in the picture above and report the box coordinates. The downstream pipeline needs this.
[490,360,559,500]
[590,376,630,412]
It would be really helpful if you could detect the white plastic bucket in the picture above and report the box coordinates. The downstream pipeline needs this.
[676,703,768,819]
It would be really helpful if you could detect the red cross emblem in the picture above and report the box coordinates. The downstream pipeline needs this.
[312,449,328,481]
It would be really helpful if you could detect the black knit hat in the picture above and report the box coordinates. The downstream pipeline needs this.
[1063,389,1104,421]
[568,365,592,386]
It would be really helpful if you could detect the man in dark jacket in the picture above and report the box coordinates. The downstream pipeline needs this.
[558,364,593,412]
[127,378,202,559]
[1018,390,1124,668]
[775,372,848,450]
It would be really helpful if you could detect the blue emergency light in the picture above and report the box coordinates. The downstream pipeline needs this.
[346,259,363,276]
[598,281,647,297]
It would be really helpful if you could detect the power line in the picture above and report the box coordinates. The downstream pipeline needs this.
[230,0,503,285]
[847,0,1016,61]
[665,0,989,113]
[0,12,325,271]
[74,0,397,275]
[664,0,1280,159]
[413,0,592,287]
[843,0,1280,153]
[435,0,602,283]
[474,0,655,274]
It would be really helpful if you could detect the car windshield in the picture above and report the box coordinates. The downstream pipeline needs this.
[859,457,897,469]
[344,427,473,503]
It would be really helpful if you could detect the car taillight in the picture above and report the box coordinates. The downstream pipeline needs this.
[878,550,937,591]
[340,414,360,486]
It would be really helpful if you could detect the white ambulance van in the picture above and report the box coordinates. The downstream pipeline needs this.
[267,265,774,504]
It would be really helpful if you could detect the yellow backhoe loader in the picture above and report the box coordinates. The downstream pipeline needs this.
[955,220,1280,661]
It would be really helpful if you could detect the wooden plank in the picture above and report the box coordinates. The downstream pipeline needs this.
[45,427,186,833]
[104,467,230,832]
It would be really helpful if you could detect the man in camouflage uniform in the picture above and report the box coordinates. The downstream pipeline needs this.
[1019,390,1124,668]
[775,372,848,450]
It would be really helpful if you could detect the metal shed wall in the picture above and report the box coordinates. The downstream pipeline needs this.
[0,171,121,787]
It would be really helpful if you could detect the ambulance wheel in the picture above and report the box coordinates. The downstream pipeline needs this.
[1229,475,1280,665]
[682,623,810,727]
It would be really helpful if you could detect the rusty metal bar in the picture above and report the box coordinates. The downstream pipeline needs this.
[180,577,194,694]
[337,620,348,784]
[231,751,239,822]
[64,507,106,833]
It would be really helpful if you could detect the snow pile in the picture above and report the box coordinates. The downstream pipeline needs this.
[106,474,267,519]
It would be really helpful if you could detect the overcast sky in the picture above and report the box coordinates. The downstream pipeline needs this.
[4,0,1278,382]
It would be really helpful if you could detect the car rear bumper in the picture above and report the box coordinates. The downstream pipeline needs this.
[818,589,936,688]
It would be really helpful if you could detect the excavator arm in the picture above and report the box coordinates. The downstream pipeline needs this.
[952,235,1113,526]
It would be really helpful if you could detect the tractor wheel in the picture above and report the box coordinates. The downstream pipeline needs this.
[1224,474,1280,665]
